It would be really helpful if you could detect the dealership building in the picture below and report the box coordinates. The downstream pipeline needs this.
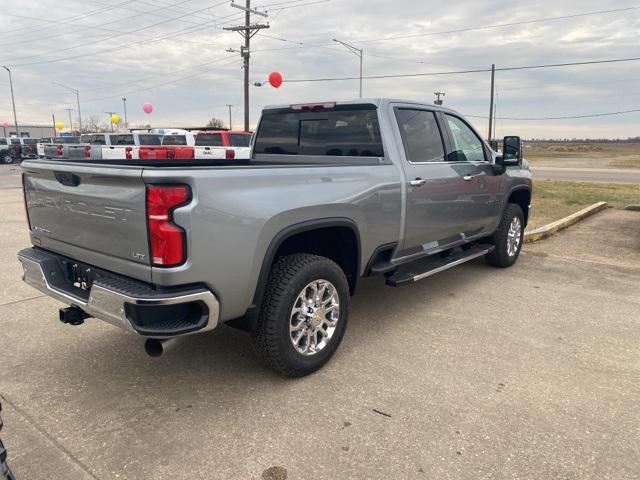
[1,123,57,139]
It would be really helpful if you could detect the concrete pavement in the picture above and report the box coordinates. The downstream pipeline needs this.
[1,189,639,479]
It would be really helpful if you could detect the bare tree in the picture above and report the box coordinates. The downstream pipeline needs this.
[205,117,225,129]
[79,115,110,133]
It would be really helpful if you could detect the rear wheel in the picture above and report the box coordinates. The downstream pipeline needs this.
[486,203,524,268]
[1,152,13,164]
[251,253,349,377]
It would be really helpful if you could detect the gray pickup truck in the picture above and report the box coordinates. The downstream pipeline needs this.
[18,99,532,377]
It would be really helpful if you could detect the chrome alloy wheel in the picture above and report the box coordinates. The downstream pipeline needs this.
[289,279,340,356]
[506,216,522,257]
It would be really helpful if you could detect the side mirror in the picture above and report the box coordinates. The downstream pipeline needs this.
[502,136,522,165]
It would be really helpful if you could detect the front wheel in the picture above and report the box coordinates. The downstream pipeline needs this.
[251,253,350,377]
[2,154,13,165]
[486,203,524,268]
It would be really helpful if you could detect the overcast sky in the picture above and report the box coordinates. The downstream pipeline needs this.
[0,0,638,138]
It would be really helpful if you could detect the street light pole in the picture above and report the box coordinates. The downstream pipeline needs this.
[65,108,74,131]
[52,81,83,133]
[3,66,19,136]
[122,97,128,129]
[226,104,233,130]
[332,39,363,98]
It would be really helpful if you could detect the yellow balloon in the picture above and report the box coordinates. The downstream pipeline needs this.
[55,121,64,131]
[110,114,120,125]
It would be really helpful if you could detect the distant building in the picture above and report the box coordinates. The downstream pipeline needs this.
[1,123,56,139]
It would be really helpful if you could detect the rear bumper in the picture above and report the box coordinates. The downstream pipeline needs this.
[18,247,220,338]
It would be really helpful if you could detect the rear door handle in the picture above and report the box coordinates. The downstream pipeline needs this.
[463,175,475,181]
[409,178,426,187]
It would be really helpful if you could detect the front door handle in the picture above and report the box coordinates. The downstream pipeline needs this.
[409,178,426,187]
[463,175,475,181]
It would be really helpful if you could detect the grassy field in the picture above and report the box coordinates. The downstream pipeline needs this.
[528,180,640,229]
[525,142,639,158]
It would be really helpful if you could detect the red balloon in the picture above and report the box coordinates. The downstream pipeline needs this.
[1,121,8,129]
[268,71,283,88]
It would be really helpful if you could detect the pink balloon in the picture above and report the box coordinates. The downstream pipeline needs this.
[142,102,153,114]
[1,121,8,128]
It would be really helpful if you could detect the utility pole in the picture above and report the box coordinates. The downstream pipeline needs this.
[333,39,363,98]
[488,64,495,142]
[434,91,446,106]
[65,108,74,132]
[3,66,19,136]
[105,111,116,133]
[52,81,82,132]
[122,97,128,129]
[52,112,57,138]
[226,104,234,130]
[224,1,269,132]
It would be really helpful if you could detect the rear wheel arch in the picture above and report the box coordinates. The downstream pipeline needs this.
[228,219,361,332]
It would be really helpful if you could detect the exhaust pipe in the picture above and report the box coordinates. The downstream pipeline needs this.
[144,337,186,358]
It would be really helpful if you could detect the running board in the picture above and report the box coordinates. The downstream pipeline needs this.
[385,245,494,287]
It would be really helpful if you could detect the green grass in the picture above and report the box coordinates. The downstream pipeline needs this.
[528,180,640,229]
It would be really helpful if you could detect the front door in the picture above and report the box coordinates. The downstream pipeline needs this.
[442,113,501,236]
[394,107,476,257]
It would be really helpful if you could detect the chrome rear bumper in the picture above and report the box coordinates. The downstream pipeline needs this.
[18,248,220,338]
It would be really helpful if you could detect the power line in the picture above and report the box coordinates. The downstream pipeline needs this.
[284,57,640,83]
[347,5,640,44]
[466,108,640,121]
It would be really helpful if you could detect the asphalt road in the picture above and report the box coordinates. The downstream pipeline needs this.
[530,165,640,184]
[1,187,639,479]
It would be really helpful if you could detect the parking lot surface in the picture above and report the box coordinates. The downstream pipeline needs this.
[0,185,639,479]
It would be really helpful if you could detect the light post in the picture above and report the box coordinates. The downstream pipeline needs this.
[122,97,128,129]
[52,81,83,133]
[3,66,19,136]
[332,39,363,98]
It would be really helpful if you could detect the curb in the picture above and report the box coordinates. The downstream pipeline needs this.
[524,201,608,243]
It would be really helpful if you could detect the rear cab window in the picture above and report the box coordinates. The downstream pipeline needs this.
[80,134,106,145]
[254,104,384,157]
[162,135,187,146]
[137,134,161,145]
[109,134,135,146]
[227,133,251,147]
[195,134,223,146]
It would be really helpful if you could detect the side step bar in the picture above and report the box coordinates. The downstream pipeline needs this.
[385,245,494,287]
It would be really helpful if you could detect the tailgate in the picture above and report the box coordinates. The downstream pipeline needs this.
[22,161,151,282]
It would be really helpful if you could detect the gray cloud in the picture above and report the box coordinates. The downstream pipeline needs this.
[0,0,638,137]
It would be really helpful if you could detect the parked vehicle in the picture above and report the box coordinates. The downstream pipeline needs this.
[18,99,532,377]
[38,136,79,158]
[0,138,9,164]
[195,130,252,159]
[46,133,162,160]
[0,402,15,480]
[3,137,37,164]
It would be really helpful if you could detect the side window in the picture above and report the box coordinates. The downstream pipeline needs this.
[445,115,486,162]
[395,109,444,163]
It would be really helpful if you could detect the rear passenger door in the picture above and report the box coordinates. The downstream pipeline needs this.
[395,107,478,255]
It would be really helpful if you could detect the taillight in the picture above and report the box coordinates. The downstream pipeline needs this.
[166,147,175,159]
[146,185,190,267]
[22,173,31,229]
[125,146,133,159]
[56,145,63,156]
[83,145,91,158]
[225,149,235,160]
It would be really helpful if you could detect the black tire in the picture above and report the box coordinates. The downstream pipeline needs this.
[486,203,524,268]
[251,253,350,377]
[1,153,12,165]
